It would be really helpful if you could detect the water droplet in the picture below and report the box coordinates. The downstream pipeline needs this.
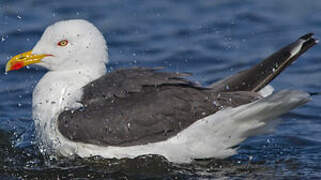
[213,101,219,106]
[49,155,56,161]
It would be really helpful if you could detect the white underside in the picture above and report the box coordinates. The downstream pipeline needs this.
[33,78,310,163]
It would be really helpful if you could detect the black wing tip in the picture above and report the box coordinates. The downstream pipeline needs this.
[299,32,318,46]
[299,33,318,53]
[299,33,314,40]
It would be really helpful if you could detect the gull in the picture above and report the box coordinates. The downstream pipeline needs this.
[5,19,317,163]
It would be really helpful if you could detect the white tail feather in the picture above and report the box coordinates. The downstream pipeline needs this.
[169,90,311,162]
[258,85,274,97]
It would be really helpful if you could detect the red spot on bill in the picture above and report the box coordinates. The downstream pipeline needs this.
[11,61,24,71]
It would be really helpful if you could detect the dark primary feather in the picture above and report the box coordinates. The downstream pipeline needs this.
[211,33,317,92]
[57,33,317,146]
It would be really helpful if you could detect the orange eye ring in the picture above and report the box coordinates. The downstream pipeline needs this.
[57,40,68,46]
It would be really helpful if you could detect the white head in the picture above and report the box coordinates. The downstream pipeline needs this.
[6,19,108,72]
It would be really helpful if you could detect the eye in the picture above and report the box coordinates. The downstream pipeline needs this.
[57,40,68,46]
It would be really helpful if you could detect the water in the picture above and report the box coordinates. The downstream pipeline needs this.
[1,0,321,179]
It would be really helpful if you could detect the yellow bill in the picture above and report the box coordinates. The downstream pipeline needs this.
[5,51,52,72]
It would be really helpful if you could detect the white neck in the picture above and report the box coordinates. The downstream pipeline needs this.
[32,65,106,154]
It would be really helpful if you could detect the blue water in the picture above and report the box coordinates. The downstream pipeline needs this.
[1,0,321,179]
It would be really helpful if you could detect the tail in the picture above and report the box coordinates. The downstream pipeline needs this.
[211,33,318,92]
[175,90,311,161]
[223,90,311,152]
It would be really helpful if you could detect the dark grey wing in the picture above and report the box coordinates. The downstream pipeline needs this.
[211,33,317,92]
[80,67,198,104]
[58,68,260,146]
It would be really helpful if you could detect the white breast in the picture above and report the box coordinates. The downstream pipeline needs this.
[32,68,105,156]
